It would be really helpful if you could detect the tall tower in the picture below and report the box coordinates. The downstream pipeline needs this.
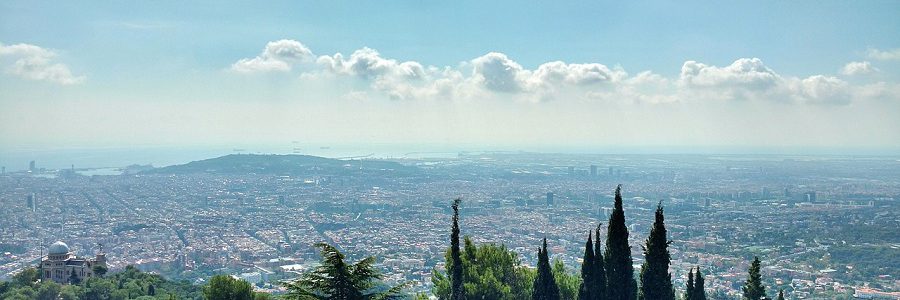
[590,165,598,177]
[29,160,36,172]
[546,192,554,206]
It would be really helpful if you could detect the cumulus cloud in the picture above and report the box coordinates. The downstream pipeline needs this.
[841,61,878,75]
[788,75,851,105]
[531,61,626,86]
[867,48,900,61]
[231,39,314,73]
[680,58,779,90]
[469,52,529,93]
[317,47,425,79]
[315,48,463,100]
[0,43,84,85]
[235,39,896,105]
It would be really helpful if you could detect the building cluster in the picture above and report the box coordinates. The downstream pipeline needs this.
[1,154,898,298]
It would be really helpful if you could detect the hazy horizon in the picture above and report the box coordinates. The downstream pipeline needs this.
[3,143,899,172]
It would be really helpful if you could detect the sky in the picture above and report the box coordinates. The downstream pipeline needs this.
[1,1,899,156]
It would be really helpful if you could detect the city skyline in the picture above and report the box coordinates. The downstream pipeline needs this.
[1,1,899,153]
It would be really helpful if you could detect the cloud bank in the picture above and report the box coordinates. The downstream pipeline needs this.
[0,43,84,85]
[231,39,898,105]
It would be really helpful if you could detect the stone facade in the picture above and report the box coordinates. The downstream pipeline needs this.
[40,241,107,284]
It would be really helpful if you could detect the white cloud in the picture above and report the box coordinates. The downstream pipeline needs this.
[235,40,896,106]
[841,61,878,75]
[0,43,84,85]
[680,58,779,90]
[231,39,314,73]
[867,48,900,61]
[469,52,529,93]
[788,75,851,105]
[531,61,626,86]
[317,47,425,79]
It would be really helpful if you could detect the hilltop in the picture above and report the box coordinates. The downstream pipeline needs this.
[141,154,419,177]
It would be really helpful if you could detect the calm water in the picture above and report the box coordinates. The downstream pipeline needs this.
[2,144,895,172]
[0,144,466,172]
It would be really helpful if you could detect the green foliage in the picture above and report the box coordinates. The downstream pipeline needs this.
[742,257,766,300]
[593,227,607,300]
[69,269,82,285]
[203,275,253,300]
[605,185,636,300]
[578,234,595,300]
[93,264,109,277]
[433,237,534,300]
[552,260,581,300]
[281,242,406,300]
[775,289,784,300]
[684,268,694,300]
[532,238,560,300]
[12,267,39,287]
[693,268,706,300]
[254,291,274,299]
[1,265,204,300]
[449,198,464,300]
[638,203,674,300]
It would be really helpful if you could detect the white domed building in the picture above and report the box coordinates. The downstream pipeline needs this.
[40,241,106,284]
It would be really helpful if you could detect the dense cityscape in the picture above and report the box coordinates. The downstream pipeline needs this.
[1,153,897,299]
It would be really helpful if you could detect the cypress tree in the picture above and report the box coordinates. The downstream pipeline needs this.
[450,198,464,300]
[68,269,80,285]
[693,267,706,300]
[578,234,595,300]
[683,268,694,300]
[775,289,784,300]
[639,203,675,300]
[742,257,766,300]
[594,226,607,300]
[605,185,636,300]
[533,238,560,300]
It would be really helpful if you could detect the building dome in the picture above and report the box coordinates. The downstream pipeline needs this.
[48,241,70,255]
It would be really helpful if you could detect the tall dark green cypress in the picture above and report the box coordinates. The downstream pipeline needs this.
[683,268,694,300]
[594,226,607,300]
[775,289,784,300]
[533,238,560,300]
[605,185,636,300]
[693,267,706,300]
[639,203,675,300]
[450,198,464,300]
[578,234,595,300]
[742,257,765,300]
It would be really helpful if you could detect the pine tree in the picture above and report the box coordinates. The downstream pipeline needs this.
[148,283,156,296]
[578,234,595,300]
[693,267,706,300]
[742,257,766,300]
[280,243,406,300]
[605,185,636,300]
[450,198,464,300]
[533,238,560,300]
[594,226,607,300]
[683,268,694,300]
[775,289,784,300]
[639,203,675,300]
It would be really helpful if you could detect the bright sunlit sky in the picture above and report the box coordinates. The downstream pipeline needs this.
[2,1,899,154]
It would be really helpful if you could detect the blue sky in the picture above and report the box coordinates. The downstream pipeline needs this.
[1,1,899,153]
